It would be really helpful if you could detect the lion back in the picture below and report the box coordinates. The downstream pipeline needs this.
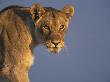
[0,7,34,78]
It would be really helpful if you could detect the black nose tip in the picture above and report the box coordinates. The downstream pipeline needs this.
[51,41,60,46]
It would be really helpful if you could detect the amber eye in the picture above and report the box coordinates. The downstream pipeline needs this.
[42,25,49,29]
[42,26,49,34]
[60,25,65,30]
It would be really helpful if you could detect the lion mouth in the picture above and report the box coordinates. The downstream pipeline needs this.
[47,47,62,53]
[45,42,64,53]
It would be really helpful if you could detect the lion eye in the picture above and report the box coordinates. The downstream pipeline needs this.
[60,25,65,30]
[42,26,49,34]
[42,25,49,29]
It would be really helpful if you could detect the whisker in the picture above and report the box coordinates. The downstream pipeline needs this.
[63,43,70,56]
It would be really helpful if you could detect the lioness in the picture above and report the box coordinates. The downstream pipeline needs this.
[0,4,74,82]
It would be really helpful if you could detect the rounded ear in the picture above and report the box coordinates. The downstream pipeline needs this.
[30,4,45,22]
[62,4,74,20]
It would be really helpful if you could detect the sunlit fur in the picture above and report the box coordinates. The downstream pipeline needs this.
[0,4,74,82]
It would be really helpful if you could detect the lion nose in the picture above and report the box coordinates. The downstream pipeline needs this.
[51,41,60,46]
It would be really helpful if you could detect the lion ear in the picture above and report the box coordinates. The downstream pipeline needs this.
[30,4,45,21]
[62,4,74,20]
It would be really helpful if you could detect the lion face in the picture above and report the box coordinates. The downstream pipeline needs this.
[30,4,74,53]
[35,10,69,53]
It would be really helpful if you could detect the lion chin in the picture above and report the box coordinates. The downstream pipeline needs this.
[47,47,62,53]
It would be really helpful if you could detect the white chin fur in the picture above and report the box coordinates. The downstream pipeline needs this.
[48,47,62,53]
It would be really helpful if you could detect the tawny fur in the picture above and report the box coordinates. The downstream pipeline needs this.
[0,4,74,82]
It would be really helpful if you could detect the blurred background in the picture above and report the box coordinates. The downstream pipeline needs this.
[0,0,110,82]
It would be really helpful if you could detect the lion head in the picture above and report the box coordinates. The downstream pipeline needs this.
[30,4,74,53]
